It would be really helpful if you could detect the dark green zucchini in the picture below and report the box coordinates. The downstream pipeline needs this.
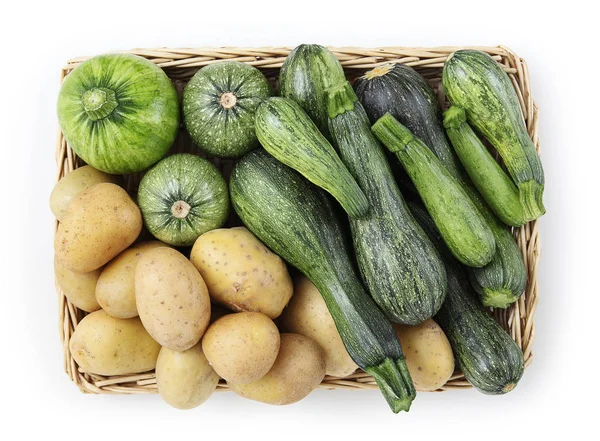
[356,63,526,308]
[372,113,496,268]
[230,149,415,413]
[444,106,525,227]
[279,44,346,138]
[443,50,545,221]
[408,201,525,395]
[255,97,368,219]
[326,81,446,324]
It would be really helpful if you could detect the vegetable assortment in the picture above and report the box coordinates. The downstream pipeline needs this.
[53,47,543,413]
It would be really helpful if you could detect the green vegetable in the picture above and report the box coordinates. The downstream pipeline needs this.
[137,154,229,246]
[279,44,346,138]
[409,201,525,395]
[443,50,545,221]
[372,113,495,268]
[443,106,525,227]
[57,53,179,174]
[326,81,446,324]
[230,149,415,413]
[182,61,270,158]
[255,97,368,219]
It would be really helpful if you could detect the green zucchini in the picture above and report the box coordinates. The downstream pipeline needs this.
[443,50,545,221]
[326,81,446,324]
[408,202,525,395]
[372,113,495,268]
[182,61,271,158]
[57,53,179,174]
[230,149,415,413]
[255,97,369,219]
[443,106,525,227]
[279,44,346,138]
[356,64,526,308]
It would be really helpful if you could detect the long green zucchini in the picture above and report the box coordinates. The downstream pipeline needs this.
[443,50,545,221]
[443,106,525,227]
[408,202,525,395]
[230,149,416,413]
[326,81,446,325]
[255,97,369,219]
[372,113,495,268]
[356,64,526,308]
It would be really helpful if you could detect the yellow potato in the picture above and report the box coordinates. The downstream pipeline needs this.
[69,310,160,376]
[190,227,293,319]
[156,343,220,410]
[135,247,211,351]
[54,256,101,312]
[50,165,120,221]
[55,183,142,273]
[280,276,357,377]
[202,312,280,384]
[394,319,455,391]
[228,333,326,405]
[95,241,168,319]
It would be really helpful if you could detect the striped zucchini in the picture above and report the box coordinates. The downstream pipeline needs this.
[326,81,447,324]
[372,113,496,268]
[255,97,368,219]
[443,50,545,221]
[230,149,416,413]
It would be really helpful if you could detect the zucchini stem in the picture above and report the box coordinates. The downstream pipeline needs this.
[81,87,118,121]
[366,358,416,413]
[325,81,357,119]
[518,180,546,221]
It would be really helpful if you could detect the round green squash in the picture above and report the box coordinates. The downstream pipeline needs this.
[182,61,270,158]
[57,53,179,174]
[137,154,229,246]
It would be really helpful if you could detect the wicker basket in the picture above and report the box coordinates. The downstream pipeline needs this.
[55,46,540,395]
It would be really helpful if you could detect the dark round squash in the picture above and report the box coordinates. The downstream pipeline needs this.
[137,154,229,246]
[182,62,270,158]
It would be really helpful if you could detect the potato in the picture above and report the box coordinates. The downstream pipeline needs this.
[55,183,142,273]
[394,319,455,391]
[50,165,120,221]
[280,276,357,377]
[69,310,160,375]
[135,247,211,351]
[156,343,220,410]
[228,333,326,405]
[54,256,101,312]
[95,241,167,319]
[190,227,293,319]
[202,312,280,384]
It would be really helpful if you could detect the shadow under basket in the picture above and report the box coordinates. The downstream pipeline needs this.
[55,45,541,395]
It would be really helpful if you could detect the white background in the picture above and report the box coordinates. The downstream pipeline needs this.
[2,0,597,439]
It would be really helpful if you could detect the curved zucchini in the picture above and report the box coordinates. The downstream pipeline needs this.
[443,50,545,221]
[230,149,415,413]
[326,81,446,324]
[444,106,525,227]
[255,97,369,219]
[408,202,525,395]
[372,113,495,268]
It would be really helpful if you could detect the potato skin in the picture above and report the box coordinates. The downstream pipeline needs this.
[190,227,293,319]
[156,343,220,410]
[50,165,120,221]
[96,241,167,319]
[55,183,142,273]
[135,247,211,351]
[394,319,455,391]
[228,333,326,405]
[69,310,160,375]
[280,276,357,377]
[202,312,280,384]
[54,256,101,313]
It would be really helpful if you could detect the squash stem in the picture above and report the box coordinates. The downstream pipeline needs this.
[366,358,416,413]
[325,81,357,119]
[81,87,118,121]
[481,287,521,309]
[518,180,546,221]
[371,113,414,153]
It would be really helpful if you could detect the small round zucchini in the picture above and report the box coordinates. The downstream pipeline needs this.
[137,154,229,246]
[183,61,270,158]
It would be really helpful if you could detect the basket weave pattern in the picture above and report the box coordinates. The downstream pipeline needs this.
[55,46,540,394]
